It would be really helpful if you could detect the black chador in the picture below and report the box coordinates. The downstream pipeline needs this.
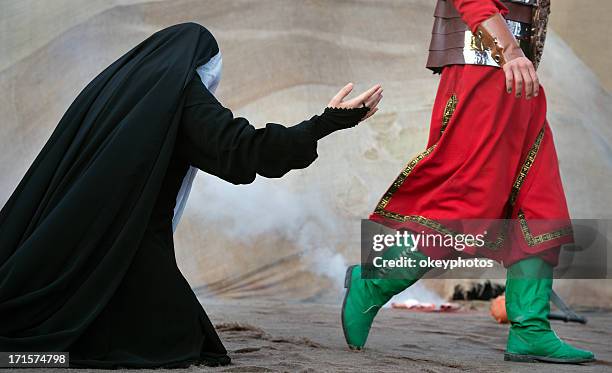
[0,23,371,368]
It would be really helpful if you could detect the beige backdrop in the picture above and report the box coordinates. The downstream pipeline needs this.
[549,0,612,92]
[1,0,611,306]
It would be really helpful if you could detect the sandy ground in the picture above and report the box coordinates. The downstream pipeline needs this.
[18,298,612,373]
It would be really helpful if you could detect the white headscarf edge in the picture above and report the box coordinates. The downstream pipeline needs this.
[172,52,223,232]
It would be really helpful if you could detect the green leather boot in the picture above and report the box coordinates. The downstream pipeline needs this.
[505,257,595,363]
[341,244,429,350]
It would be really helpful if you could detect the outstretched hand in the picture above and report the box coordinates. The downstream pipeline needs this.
[328,83,383,121]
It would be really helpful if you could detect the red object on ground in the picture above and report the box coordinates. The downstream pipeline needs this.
[490,295,508,323]
[391,300,461,313]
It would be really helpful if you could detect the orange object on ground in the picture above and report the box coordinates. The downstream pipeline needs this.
[490,295,508,323]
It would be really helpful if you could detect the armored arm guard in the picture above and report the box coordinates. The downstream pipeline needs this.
[426,0,550,72]
[475,12,526,67]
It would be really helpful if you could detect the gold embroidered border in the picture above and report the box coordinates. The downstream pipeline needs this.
[374,209,506,250]
[510,128,545,205]
[440,94,458,135]
[375,145,436,211]
[511,128,572,246]
[375,94,457,211]
[517,210,573,246]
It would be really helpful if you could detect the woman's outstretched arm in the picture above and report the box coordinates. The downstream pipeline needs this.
[177,76,382,184]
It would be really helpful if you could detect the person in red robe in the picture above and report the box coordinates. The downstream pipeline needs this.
[341,0,595,364]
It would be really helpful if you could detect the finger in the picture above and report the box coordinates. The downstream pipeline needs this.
[365,100,381,117]
[363,107,379,121]
[329,83,354,107]
[529,66,540,97]
[366,92,383,110]
[346,84,382,107]
[364,107,378,120]
[365,88,383,107]
[347,86,381,108]
[520,65,533,99]
[504,65,514,94]
[512,65,523,98]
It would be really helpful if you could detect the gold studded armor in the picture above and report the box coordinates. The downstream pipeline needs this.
[530,0,550,69]
[426,0,549,73]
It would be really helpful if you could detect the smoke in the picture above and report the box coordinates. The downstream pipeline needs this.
[187,173,351,290]
[185,173,444,304]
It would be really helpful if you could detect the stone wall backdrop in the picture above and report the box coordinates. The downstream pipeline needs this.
[1,0,611,307]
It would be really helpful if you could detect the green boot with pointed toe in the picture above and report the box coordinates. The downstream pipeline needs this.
[504,257,595,364]
[341,245,429,350]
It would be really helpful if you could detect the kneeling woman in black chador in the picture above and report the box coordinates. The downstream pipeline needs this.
[0,23,382,368]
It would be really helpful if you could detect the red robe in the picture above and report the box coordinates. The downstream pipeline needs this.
[369,0,572,267]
